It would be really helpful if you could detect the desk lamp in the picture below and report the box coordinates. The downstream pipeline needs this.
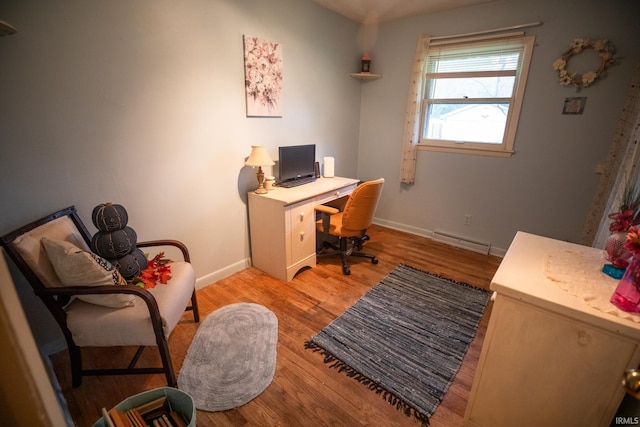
[245,145,274,194]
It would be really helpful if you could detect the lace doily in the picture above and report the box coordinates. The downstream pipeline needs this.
[544,248,640,323]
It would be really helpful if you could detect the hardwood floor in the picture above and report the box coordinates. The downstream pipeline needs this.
[50,225,502,427]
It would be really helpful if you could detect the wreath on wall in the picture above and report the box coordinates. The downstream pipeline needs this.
[552,38,616,88]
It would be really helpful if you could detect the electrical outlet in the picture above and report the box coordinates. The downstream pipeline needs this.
[464,214,472,226]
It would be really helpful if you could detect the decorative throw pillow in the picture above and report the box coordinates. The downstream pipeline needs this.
[41,237,134,308]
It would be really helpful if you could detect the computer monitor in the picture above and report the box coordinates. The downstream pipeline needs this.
[278,144,316,185]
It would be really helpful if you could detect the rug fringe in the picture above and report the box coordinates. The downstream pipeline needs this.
[304,341,432,427]
[399,263,490,294]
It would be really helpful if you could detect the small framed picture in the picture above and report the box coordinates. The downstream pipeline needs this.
[562,97,587,115]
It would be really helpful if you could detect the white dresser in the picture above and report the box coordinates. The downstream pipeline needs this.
[464,232,640,427]
[248,177,359,281]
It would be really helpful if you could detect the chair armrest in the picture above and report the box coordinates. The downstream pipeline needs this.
[315,205,340,233]
[137,239,190,262]
[314,205,340,215]
[35,284,151,298]
[35,285,163,331]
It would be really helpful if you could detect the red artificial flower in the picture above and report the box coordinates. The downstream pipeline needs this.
[609,209,636,232]
[137,252,172,289]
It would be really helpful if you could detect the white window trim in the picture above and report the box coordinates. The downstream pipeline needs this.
[417,35,535,158]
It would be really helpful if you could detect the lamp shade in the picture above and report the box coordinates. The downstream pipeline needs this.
[245,145,274,167]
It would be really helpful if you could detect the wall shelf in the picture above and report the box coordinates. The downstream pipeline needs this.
[350,73,382,80]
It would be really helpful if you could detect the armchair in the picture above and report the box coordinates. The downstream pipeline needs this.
[315,178,384,275]
[0,206,199,387]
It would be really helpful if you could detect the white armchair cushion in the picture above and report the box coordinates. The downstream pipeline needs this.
[41,238,134,308]
[11,216,90,288]
[65,261,196,347]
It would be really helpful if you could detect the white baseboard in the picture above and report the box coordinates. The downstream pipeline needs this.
[196,258,251,290]
[432,229,491,255]
[373,218,432,238]
[372,217,507,258]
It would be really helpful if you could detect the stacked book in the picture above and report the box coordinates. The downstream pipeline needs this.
[101,396,189,427]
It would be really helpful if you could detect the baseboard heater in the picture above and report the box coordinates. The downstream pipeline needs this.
[431,230,491,255]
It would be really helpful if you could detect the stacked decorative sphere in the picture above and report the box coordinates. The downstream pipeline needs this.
[91,203,147,280]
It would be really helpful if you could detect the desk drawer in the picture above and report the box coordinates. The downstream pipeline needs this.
[287,199,316,266]
[315,184,357,205]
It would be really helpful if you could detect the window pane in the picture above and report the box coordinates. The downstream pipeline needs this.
[428,76,516,99]
[428,50,521,73]
[424,103,509,144]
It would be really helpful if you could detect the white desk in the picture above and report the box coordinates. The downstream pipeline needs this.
[248,177,359,281]
[464,232,640,427]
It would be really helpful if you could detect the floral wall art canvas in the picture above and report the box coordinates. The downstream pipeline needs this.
[243,35,283,117]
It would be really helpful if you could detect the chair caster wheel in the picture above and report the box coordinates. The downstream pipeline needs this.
[343,267,351,275]
[372,257,378,265]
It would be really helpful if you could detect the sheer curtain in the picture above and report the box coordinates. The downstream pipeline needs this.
[400,35,430,184]
[582,66,640,247]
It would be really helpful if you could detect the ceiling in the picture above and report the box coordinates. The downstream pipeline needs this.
[311,0,496,24]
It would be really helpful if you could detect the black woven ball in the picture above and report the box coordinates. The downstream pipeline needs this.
[114,248,148,280]
[92,203,128,232]
[91,226,137,259]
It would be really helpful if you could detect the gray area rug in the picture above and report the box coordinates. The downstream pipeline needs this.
[178,302,278,411]
[305,264,491,426]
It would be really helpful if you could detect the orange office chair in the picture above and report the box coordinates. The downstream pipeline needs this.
[315,178,384,275]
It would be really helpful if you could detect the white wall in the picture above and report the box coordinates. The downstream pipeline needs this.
[0,0,362,350]
[357,0,640,255]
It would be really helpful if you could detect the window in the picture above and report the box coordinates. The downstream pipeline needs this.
[418,34,534,157]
